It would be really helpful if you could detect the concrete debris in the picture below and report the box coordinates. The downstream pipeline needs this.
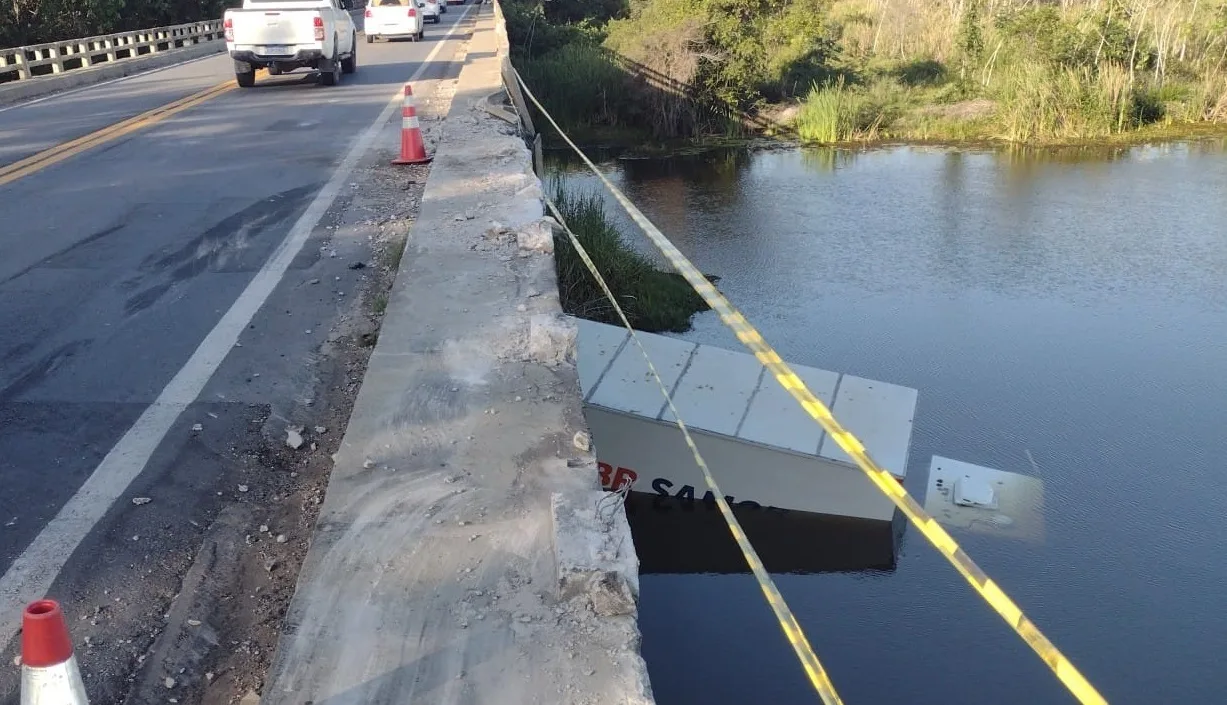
[348,262,367,270]
[528,313,577,367]
[260,525,270,533]
[239,691,261,705]
[314,426,328,434]
[187,619,202,627]
[238,485,249,493]
[131,497,152,506]
[276,534,288,544]
[572,432,590,453]
[164,677,175,689]
[587,572,637,617]
[516,218,556,254]
[191,423,203,432]
[286,428,304,450]
[551,491,639,609]
[363,458,375,469]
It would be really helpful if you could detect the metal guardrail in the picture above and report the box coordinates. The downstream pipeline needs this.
[0,21,225,83]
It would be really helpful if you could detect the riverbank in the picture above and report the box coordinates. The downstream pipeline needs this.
[510,0,1227,149]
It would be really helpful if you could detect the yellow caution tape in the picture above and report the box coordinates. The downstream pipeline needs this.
[515,69,1108,705]
[543,194,846,705]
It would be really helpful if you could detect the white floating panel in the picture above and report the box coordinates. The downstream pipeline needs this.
[738,365,838,455]
[585,326,696,416]
[576,317,629,397]
[660,344,761,436]
[577,319,919,522]
[818,374,917,480]
[924,456,1046,542]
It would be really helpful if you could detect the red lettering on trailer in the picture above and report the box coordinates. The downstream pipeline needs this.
[597,461,638,490]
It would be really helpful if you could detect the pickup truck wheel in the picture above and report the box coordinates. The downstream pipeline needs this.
[235,71,255,88]
[342,38,357,74]
[320,56,340,86]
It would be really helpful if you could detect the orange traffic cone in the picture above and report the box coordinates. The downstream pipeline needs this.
[20,600,90,704]
[391,83,431,165]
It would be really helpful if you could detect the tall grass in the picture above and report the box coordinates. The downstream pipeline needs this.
[550,181,711,333]
[992,61,1169,141]
[796,77,885,143]
[517,43,630,130]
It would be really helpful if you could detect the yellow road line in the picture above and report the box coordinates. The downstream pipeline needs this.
[0,78,240,187]
[515,68,1110,705]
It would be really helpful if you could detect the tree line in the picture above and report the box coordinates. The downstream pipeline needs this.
[3,0,233,48]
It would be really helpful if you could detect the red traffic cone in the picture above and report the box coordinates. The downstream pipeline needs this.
[20,600,89,705]
[391,83,431,165]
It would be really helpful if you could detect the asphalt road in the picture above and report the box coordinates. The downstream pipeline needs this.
[0,5,477,700]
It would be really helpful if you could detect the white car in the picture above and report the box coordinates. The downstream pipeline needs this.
[419,0,441,22]
[364,0,424,42]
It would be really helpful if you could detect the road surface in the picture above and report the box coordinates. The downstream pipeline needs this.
[0,5,479,702]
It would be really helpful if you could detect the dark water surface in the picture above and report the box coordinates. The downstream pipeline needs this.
[553,141,1227,705]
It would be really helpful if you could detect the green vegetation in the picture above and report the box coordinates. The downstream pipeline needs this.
[796,0,1227,144]
[2,0,231,47]
[507,0,1227,145]
[549,181,710,333]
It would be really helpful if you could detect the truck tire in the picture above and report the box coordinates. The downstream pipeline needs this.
[236,71,255,88]
[320,56,340,86]
[342,37,357,74]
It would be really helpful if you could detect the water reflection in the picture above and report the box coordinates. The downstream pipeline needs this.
[625,494,900,575]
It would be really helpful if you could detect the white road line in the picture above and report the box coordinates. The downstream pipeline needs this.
[0,2,476,648]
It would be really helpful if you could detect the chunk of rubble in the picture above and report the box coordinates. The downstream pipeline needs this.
[528,313,577,367]
[286,428,304,450]
[516,218,557,254]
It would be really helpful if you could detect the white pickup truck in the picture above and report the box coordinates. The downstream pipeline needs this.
[224,0,358,88]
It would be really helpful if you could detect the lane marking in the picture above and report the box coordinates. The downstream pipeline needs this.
[0,79,236,186]
[0,51,227,116]
[0,1,477,650]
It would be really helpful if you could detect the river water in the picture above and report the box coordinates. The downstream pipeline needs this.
[552,140,1227,705]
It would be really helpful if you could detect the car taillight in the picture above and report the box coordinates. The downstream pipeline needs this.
[407,7,416,16]
[364,7,372,16]
[223,17,233,42]
[313,15,325,40]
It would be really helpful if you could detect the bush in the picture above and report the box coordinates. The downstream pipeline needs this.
[550,182,711,333]
[895,59,947,87]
